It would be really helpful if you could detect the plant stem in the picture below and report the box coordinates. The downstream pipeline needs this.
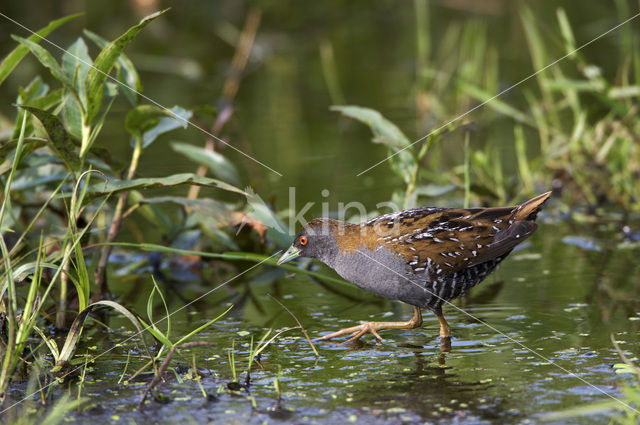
[187,9,261,201]
[463,131,470,209]
[55,244,72,329]
[0,113,27,399]
[93,135,143,299]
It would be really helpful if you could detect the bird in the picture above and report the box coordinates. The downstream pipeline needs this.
[277,191,551,343]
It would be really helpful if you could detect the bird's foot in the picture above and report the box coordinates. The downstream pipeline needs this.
[318,307,424,344]
[317,322,386,344]
[437,315,451,339]
[440,336,452,353]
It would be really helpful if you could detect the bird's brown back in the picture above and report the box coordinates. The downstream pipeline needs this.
[331,192,551,275]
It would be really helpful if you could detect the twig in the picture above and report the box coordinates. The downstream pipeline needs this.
[188,8,262,201]
[267,294,319,357]
[138,341,214,408]
[611,334,640,385]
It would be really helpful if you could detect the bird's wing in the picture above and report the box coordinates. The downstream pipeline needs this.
[369,206,536,274]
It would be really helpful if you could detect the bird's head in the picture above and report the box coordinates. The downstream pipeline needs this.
[277,218,341,266]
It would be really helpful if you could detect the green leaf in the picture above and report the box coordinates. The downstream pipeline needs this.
[0,138,46,165]
[172,142,241,186]
[9,170,67,191]
[63,94,83,139]
[556,8,576,53]
[86,173,248,197]
[84,9,169,124]
[187,213,240,250]
[140,106,191,148]
[0,13,81,86]
[128,190,172,233]
[125,104,173,135]
[18,76,49,103]
[54,300,150,368]
[62,37,92,109]
[416,184,458,197]
[243,187,291,248]
[461,82,536,126]
[18,105,80,171]
[139,196,233,224]
[33,326,60,362]
[11,35,70,87]
[84,29,142,106]
[28,88,65,110]
[331,105,411,149]
[12,77,63,140]
[83,97,116,160]
[147,279,170,342]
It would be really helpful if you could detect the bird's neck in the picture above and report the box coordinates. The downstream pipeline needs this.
[310,219,360,267]
[318,221,381,269]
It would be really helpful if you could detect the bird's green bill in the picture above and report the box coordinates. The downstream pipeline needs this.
[277,246,300,265]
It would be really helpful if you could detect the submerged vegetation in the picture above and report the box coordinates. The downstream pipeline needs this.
[0,1,638,423]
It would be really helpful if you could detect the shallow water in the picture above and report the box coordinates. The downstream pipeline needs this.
[31,222,638,424]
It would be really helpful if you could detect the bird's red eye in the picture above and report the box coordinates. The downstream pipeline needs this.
[299,235,308,246]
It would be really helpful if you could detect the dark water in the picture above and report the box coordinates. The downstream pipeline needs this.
[41,222,637,424]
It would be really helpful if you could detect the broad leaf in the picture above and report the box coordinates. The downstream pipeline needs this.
[84,29,142,106]
[187,212,240,250]
[84,9,169,124]
[139,196,234,224]
[27,88,65,110]
[12,77,63,140]
[10,171,68,191]
[11,36,70,88]
[125,104,173,136]
[62,37,92,109]
[128,190,172,233]
[0,13,81,86]
[86,173,247,197]
[172,142,241,186]
[140,106,191,148]
[331,105,411,149]
[389,148,417,185]
[18,105,80,171]
[63,95,83,140]
[243,187,291,248]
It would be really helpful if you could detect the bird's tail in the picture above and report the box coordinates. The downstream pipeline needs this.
[512,191,552,222]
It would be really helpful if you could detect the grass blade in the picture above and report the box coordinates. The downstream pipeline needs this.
[0,14,81,86]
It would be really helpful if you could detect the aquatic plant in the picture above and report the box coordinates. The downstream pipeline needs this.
[0,9,249,406]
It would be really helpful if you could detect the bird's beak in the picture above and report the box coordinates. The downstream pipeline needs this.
[277,245,300,265]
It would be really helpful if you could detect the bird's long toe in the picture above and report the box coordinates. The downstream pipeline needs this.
[317,324,364,341]
[318,322,384,343]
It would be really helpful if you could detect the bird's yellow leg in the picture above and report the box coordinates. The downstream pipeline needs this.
[318,306,423,343]
[437,314,451,338]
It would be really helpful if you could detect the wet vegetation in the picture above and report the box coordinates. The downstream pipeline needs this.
[0,1,639,423]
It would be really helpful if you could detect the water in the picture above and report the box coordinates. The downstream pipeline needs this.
[39,222,638,424]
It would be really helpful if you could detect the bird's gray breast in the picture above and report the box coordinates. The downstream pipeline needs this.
[328,246,433,308]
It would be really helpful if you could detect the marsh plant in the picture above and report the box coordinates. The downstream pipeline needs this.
[0,9,258,411]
